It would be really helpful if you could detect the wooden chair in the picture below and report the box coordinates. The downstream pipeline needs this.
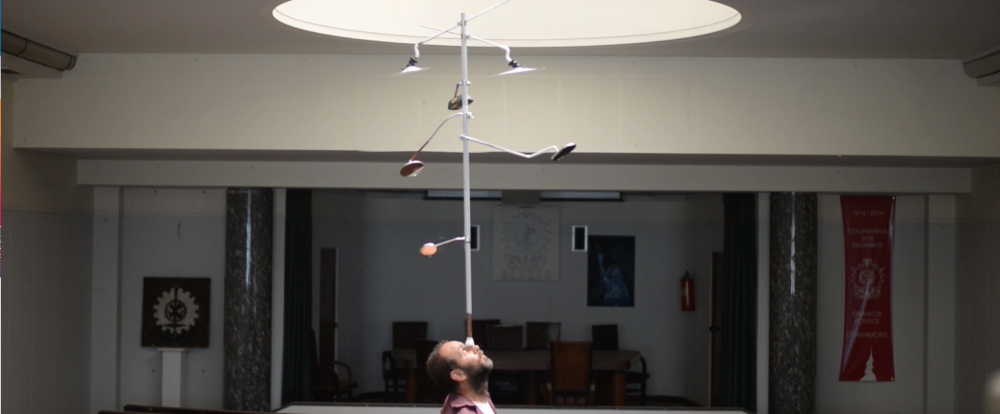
[310,330,358,402]
[526,322,561,350]
[487,325,524,351]
[382,350,406,402]
[393,321,429,349]
[545,341,595,406]
[414,338,447,403]
[484,325,525,404]
[591,324,649,405]
[471,319,501,350]
[627,356,650,406]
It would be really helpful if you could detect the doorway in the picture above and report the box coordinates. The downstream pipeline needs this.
[709,251,723,406]
[319,248,338,364]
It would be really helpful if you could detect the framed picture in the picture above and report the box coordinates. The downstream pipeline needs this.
[492,206,560,281]
[141,277,211,348]
[587,236,636,307]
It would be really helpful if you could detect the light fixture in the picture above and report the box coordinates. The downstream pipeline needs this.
[552,143,577,161]
[416,25,543,77]
[420,237,466,257]
[397,1,577,346]
[272,0,746,49]
[400,57,428,75]
[498,60,543,76]
[458,135,575,162]
[447,84,474,110]
[400,112,468,177]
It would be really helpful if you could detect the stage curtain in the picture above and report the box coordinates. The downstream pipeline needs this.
[282,189,314,404]
[718,193,757,411]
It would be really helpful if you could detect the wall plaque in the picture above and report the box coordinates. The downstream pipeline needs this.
[142,277,211,348]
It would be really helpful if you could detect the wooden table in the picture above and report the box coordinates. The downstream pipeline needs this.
[392,348,639,406]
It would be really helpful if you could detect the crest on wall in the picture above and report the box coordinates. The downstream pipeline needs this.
[849,258,885,300]
[142,277,211,348]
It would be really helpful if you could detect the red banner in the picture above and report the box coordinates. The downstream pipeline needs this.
[839,196,895,381]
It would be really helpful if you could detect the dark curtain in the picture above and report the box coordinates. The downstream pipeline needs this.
[718,193,757,411]
[282,189,314,405]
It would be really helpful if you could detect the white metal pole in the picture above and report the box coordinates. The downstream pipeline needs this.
[460,13,475,344]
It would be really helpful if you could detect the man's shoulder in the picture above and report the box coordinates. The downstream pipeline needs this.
[442,394,475,414]
[441,393,494,414]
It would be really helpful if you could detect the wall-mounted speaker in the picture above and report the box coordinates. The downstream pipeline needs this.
[572,226,588,252]
[470,225,480,251]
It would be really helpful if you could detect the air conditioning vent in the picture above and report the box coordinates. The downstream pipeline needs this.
[963,46,1000,87]
[1,30,76,72]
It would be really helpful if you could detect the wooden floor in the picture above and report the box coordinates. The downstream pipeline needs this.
[351,392,701,408]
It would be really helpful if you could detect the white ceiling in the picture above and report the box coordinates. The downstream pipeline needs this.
[3,0,999,59]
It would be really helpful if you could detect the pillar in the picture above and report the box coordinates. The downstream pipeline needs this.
[224,188,273,411]
[769,193,818,414]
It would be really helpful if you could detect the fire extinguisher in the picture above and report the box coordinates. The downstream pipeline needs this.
[681,271,695,312]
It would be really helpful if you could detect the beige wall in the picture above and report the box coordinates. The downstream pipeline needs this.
[13,55,1000,158]
[957,162,1000,222]
[2,78,92,214]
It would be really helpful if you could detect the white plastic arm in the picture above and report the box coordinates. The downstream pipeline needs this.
[434,237,466,248]
[460,135,559,159]
[420,25,513,63]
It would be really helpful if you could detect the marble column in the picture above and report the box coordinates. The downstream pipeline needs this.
[769,193,818,414]
[224,188,273,411]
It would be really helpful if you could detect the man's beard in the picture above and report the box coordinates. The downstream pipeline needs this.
[465,358,493,392]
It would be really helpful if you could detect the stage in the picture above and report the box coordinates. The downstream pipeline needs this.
[277,403,750,414]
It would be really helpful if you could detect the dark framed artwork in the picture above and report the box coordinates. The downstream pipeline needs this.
[587,236,636,307]
[141,277,211,348]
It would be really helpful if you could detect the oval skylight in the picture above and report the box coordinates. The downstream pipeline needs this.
[273,0,743,48]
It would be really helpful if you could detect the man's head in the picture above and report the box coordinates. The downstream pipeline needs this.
[426,341,494,394]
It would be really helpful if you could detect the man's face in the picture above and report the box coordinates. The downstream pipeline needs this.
[442,341,493,372]
[442,341,494,390]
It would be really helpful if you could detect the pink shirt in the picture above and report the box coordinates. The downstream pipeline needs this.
[441,393,497,414]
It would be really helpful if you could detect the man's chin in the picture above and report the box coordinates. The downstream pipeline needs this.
[482,357,494,370]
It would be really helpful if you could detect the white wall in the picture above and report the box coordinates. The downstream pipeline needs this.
[312,191,724,405]
[2,79,93,215]
[91,187,122,413]
[2,77,95,414]
[2,210,93,414]
[14,55,1000,159]
[113,188,228,409]
[955,163,1000,414]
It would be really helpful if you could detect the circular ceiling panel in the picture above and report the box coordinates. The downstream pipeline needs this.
[273,0,743,48]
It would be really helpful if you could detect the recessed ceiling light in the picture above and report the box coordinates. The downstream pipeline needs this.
[273,0,744,48]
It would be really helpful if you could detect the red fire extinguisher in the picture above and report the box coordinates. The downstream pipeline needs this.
[681,271,695,312]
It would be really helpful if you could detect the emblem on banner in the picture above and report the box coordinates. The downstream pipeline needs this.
[850,258,885,299]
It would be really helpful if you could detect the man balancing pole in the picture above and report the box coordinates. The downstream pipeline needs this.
[426,340,498,414]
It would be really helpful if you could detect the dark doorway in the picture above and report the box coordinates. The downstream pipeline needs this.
[710,251,724,406]
[319,248,338,365]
